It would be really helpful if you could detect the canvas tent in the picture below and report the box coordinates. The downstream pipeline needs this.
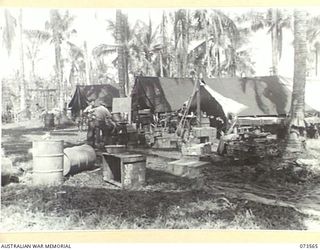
[204,76,320,116]
[203,76,293,116]
[132,76,320,120]
[132,76,247,121]
[68,84,120,115]
[131,76,195,113]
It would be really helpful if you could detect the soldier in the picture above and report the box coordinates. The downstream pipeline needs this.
[92,101,114,148]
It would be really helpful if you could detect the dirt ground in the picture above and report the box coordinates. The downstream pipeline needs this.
[1,119,320,231]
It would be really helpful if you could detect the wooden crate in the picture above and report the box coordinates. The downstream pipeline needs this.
[153,135,180,149]
[181,142,212,156]
[200,117,210,127]
[168,158,209,178]
[192,127,217,139]
[102,153,146,189]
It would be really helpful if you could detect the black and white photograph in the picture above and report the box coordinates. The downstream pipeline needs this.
[1,7,320,232]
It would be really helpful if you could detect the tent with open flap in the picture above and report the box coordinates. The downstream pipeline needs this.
[68,84,120,116]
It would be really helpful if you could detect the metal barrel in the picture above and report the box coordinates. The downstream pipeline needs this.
[32,140,64,186]
[63,144,96,176]
[44,113,55,128]
[1,157,13,186]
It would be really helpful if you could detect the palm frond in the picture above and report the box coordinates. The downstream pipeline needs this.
[92,44,117,58]
[23,29,50,41]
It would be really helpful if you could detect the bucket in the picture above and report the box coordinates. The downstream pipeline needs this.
[63,144,96,176]
[44,113,55,128]
[32,140,64,185]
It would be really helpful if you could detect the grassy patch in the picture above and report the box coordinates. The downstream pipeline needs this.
[1,182,307,231]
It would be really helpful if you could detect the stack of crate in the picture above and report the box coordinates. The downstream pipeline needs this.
[200,117,210,127]
[226,133,280,160]
[192,127,217,143]
[153,132,180,149]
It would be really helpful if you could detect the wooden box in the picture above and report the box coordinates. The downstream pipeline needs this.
[167,158,209,178]
[153,135,180,149]
[192,127,217,138]
[181,142,212,156]
[102,153,146,189]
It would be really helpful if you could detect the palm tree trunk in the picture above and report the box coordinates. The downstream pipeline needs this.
[217,48,221,77]
[116,9,127,97]
[286,9,307,153]
[55,43,64,110]
[271,9,279,75]
[159,52,164,77]
[205,20,210,77]
[175,9,188,78]
[19,9,26,113]
[84,41,91,85]
[31,59,36,83]
[315,43,320,76]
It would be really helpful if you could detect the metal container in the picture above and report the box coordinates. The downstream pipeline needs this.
[104,145,126,154]
[63,144,96,176]
[44,113,55,128]
[32,140,64,186]
[1,157,13,186]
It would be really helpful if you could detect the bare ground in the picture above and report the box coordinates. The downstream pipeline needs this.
[1,120,320,231]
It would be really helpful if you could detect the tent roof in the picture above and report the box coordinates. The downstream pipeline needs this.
[131,76,195,113]
[132,75,320,117]
[204,76,293,116]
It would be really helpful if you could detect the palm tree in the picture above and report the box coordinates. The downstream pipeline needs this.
[24,29,50,83]
[66,41,85,86]
[286,9,307,152]
[2,9,27,113]
[45,10,76,110]
[158,10,171,77]
[83,41,91,85]
[191,9,239,77]
[244,9,291,75]
[92,13,132,95]
[94,13,165,93]
[17,10,27,113]
[132,17,164,76]
[115,9,127,97]
[173,9,190,77]
[306,15,320,76]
